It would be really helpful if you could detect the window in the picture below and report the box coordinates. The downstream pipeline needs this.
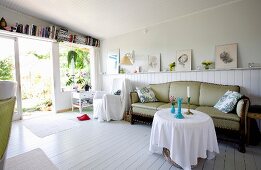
[59,42,90,92]
[0,38,15,81]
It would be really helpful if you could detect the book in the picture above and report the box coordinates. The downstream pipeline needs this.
[32,24,37,36]
[24,24,29,34]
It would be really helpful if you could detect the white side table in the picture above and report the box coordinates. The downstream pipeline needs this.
[71,91,94,114]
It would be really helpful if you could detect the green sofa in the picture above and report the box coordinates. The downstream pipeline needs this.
[129,81,250,153]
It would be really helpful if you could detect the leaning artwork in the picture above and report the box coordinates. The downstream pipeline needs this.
[176,49,192,71]
[148,55,160,72]
[215,43,237,69]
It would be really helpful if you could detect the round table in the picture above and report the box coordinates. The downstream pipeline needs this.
[149,108,219,170]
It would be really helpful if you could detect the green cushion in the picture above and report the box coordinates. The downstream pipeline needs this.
[199,83,240,107]
[150,83,170,103]
[132,102,166,110]
[196,106,240,130]
[169,81,201,105]
[157,103,198,110]
[132,107,156,117]
[130,92,139,104]
[0,97,16,159]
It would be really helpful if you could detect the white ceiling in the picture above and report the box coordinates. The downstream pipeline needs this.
[0,0,235,39]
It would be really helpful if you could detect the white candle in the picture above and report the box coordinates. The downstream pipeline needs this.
[187,86,190,97]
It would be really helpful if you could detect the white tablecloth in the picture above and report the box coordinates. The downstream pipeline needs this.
[149,109,219,170]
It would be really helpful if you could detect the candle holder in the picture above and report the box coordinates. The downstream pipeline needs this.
[184,97,193,115]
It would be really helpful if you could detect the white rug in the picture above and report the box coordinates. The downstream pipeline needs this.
[23,115,79,138]
[4,148,58,170]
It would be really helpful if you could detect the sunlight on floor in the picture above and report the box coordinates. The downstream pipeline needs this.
[22,106,93,120]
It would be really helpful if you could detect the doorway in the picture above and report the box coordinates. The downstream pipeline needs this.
[18,38,53,118]
[0,36,21,120]
[0,35,54,119]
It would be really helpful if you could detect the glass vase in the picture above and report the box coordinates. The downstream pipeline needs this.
[176,97,184,119]
[171,104,175,114]
[204,65,209,70]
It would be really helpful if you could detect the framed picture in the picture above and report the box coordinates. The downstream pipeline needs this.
[176,49,192,71]
[107,49,120,74]
[215,43,237,69]
[148,55,160,72]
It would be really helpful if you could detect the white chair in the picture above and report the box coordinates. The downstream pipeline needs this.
[93,78,132,122]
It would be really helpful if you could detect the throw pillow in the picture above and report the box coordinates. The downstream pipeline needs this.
[136,86,158,103]
[214,91,243,113]
[214,91,232,109]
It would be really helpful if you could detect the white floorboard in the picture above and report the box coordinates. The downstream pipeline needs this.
[6,111,261,170]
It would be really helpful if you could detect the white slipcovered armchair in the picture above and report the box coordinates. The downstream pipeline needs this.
[93,78,132,122]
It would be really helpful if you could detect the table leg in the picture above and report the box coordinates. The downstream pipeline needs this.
[162,148,197,169]
[79,98,82,114]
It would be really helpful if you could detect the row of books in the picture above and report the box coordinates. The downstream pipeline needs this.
[11,23,58,39]
[86,36,100,47]
[3,22,100,47]
[56,28,100,47]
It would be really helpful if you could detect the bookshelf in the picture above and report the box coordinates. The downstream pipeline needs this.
[0,21,100,47]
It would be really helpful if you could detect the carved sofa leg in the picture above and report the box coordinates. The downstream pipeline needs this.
[129,107,134,125]
[239,143,246,153]
[238,132,246,153]
[237,98,249,153]
[130,115,134,125]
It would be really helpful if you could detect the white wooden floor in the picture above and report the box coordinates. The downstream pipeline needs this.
[6,112,261,170]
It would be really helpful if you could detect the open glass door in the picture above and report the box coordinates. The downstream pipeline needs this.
[0,36,22,120]
[18,38,53,118]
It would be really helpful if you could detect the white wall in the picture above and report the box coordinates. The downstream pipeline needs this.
[52,42,72,112]
[0,5,72,112]
[101,0,261,73]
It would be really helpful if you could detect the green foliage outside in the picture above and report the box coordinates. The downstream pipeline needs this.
[22,98,52,113]
[0,53,52,113]
[21,52,52,113]
[0,58,13,80]
[27,51,50,60]
[59,44,90,90]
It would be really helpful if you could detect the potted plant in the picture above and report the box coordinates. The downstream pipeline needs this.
[169,62,175,71]
[66,49,90,90]
[67,50,78,68]
[201,60,213,70]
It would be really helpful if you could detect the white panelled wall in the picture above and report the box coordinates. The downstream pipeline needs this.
[102,68,261,130]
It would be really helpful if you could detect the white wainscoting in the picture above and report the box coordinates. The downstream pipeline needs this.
[102,68,261,130]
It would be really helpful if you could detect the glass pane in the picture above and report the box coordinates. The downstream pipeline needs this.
[0,37,18,113]
[18,38,53,116]
[59,43,90,92]
[0,38,16,81]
